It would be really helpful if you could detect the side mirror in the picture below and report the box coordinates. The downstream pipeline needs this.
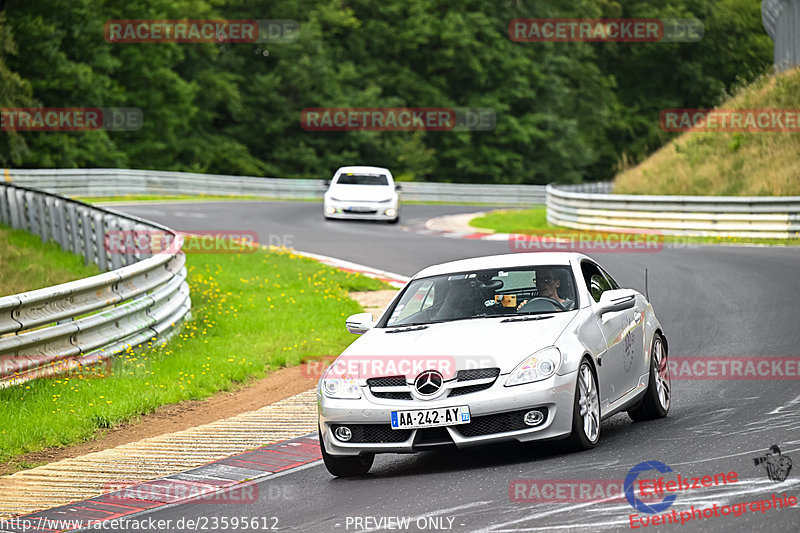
[324,179,331,187]
[394,184,402,191]
[597,289,637,315]
[345,312,375,334]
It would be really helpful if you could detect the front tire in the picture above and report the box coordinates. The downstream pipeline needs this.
[564,360,600,451]
[628,334,670,421]
[319,428,374,477]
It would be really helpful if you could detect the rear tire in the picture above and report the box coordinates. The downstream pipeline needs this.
[628,334,670,422]
[564,360,600,451]
[319,427,374,477]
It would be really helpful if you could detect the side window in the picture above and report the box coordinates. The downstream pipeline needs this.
[599,266,620,290]
[394,281,434,321]
[581,262,611,303]
[420,285,435,310]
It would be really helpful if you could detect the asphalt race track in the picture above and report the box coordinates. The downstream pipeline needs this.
[108,201,800,533]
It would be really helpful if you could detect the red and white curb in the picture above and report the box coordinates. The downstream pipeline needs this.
[1,435,322,533]
[293,249,409,288]
[405,212,510,242]
[408,226,510,242]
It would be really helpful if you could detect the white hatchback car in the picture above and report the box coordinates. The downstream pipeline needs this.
[317,252,671,477]
[323,166,400,223]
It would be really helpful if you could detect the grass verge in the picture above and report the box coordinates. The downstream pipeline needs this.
[0,241,389,462]
[469,207,551,234]
[0,224,99,296]
[613,67,800,196]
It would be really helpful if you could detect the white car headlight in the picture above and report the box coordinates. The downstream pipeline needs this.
[505,347,561,387]
[320,361,361,399]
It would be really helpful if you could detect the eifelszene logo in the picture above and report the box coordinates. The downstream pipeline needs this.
[625,461,677,514]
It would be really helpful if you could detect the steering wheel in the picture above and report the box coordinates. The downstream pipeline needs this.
[518,297,567,313]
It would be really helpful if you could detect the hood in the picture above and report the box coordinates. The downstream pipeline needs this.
[328,184,394,202]
[340,312,577,379]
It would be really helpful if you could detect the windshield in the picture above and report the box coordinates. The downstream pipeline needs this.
[383,266,577,327]
[335,174,389,186]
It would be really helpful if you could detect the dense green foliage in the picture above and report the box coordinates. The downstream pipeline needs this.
[0,0,772,183]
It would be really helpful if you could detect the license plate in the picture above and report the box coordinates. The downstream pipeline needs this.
[390,406,471,430]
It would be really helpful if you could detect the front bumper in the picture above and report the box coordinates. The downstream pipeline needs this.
[323,199,398,220]
[318,370,577,456]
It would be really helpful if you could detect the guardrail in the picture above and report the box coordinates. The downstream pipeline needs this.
[0,183,191,388]
[3,168,547,206]
[547,183,800,239]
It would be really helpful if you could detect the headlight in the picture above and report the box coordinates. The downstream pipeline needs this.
[505,347,561,387]
[320,360,361,399]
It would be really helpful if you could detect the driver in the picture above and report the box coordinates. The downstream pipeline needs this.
[517,268,575,311]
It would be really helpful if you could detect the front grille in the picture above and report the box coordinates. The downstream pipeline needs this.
[367,376,413,400]
[373,391,413,400]
[367,368,502,400]
[333,424,410,443]
[448,383,492,397]
[367,376,406,387]
[456,368,500,381]
[454,408,548,438]
[448,368,500,397]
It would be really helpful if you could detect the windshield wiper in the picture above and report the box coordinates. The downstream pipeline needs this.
[501,315,555,323]
[385,325,430,333]
[386,314,505,329]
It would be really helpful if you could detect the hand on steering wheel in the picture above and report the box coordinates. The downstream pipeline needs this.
[518,297,567,312]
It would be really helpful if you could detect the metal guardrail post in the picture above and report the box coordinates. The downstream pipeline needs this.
[66,203,81,256]
[107,215,123,270]
[0,187,9,224]
[79,206,93,266]
[6,188,15,228]
[763,0,800,71]
[93,211,108,271]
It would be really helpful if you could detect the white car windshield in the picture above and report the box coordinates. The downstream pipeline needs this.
[384,266,577,327]
[335,174,389,186]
